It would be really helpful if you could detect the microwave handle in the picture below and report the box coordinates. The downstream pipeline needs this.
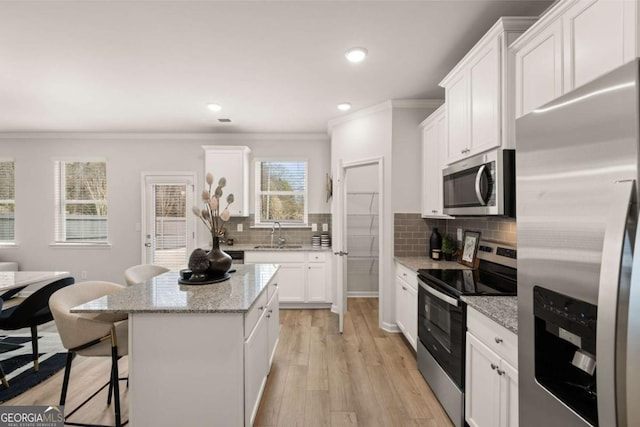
[475,165,488,206]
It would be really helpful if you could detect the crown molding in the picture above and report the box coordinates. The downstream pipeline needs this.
[0,132,329,141]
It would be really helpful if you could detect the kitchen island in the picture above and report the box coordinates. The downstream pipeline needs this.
[72,264,280,427]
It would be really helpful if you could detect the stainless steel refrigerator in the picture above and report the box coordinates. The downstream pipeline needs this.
[517,59,640,427]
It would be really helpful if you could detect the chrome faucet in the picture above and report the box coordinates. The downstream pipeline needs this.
[271,222,286,247]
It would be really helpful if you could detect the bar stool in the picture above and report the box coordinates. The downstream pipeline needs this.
[123,264,169,286]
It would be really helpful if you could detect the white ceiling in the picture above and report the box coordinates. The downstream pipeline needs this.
[0,0,553,134]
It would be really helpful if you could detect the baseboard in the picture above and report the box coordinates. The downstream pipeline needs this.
[347,291,379,298]
[381,321,401,333]
[330,304,338,314]
[280,302,332,310]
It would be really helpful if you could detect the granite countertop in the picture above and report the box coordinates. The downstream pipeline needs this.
[461,296,518,334]
[71,264,279,314]
[219,243,332,252]
[394,256,471,272]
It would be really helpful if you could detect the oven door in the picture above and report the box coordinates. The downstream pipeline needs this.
[417,277,465,389]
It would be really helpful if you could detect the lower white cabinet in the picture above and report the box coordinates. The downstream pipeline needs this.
[394,262,418,350]
[244,284,280,426]
[245,251,332,305]
[465,307,518,427]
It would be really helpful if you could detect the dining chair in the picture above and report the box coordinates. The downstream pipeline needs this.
[0,276,75,384]
[50,281,128,427]
[124,264,169,286]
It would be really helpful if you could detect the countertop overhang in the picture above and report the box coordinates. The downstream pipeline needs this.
[71,264,280,314]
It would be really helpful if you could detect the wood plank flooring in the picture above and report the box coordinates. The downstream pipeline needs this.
[254,298,453,427]
[4,298,453,427]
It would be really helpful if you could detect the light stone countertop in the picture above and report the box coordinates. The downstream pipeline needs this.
[219,243,332,252]
[461,296,518,334]
[394,256,471,272]
[71,264,279,314]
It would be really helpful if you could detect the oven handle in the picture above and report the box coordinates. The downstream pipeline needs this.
[418,279,459,307]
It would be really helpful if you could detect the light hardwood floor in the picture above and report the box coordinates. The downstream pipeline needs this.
[4,298,453,427]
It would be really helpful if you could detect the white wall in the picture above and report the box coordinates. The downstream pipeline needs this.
[0,133,329,283]
[329,100,439,330]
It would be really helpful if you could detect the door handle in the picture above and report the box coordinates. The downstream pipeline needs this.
[144,243,152,247]
[474,164,488,206]
[334,251,349,256]
[597,179,636,427]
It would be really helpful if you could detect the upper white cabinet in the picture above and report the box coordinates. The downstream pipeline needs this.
[440,17,537,164]
[512,0,640,118]
[420,105,452,218]
[203,145,251,217]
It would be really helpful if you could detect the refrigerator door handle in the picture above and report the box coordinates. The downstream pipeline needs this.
[597,179,637,427]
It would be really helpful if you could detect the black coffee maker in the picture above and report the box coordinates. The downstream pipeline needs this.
[533,286,598,426]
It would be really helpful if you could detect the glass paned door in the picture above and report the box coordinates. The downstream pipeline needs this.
[143,174,195,270]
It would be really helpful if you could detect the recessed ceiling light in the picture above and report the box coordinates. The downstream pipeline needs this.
[207,103,222,112]
[345,47,368,63]
[337,103,352,111]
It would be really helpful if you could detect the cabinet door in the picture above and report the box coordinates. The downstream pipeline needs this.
[307,262,327,302]
[563,0,627,91]
[395,279,407,334]
[421,110,446,217]
[515,20,563,118]
[266,288,280,369]
[465,333,501,427]
[277,263,306,302]
[203,146,250,217]
[469,39,501,156]
[445,71,470,164]
[499,359,518,427]
[244,313,268,426]
[405,283,418,351]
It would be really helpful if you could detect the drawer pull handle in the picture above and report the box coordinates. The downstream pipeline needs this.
[268,309,273,313]
[266,314,271,319]
[402,286,407,291]
[490,363,498,370]
[259,306,265,311]
[497,368,505,376]
[494,337,503,344]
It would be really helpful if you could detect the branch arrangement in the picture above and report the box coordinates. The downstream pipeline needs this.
[192,172,234,236]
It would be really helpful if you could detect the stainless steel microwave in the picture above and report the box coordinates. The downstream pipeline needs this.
[442,149,515,216]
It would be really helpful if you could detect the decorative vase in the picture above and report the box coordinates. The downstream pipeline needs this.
[429,227,442,259]
[207,234,232,278]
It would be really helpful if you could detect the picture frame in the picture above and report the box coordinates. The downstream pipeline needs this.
[460,230,481,268]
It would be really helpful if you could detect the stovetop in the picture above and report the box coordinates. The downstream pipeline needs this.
[417,240,517,298]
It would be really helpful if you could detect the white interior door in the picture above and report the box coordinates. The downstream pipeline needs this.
[142,173,196,269]
[335,157,383,333]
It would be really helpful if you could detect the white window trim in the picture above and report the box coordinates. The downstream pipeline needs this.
[254,158,309,228]
[0,158,16,244]
[53,158,110,245]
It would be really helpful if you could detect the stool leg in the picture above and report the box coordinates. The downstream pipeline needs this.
[60,352,74,406]
[107,362,114,405]
[30,325,39,372]
[0,361,8,389]
[111,345,121,427]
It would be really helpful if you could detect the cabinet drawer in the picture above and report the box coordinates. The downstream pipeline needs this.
[245,251,305,263]
[395,262,418,291]
[244,290,268,339]
[467,306,517,368]
[307,252,326,262]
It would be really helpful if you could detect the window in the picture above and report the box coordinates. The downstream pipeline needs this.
[0,160,15,243]
[255,160,308,226]
[54,160,108,243]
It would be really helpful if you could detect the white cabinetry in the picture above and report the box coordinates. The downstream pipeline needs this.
[465,307,518,427]
[245,251,332,306]
[203,145,251,216]
[394,262,418,351]
[420,105,452,218]
[440,18,536,164]
[513,0,640,118]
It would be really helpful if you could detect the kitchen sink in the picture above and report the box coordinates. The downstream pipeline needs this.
[253,245,303,249]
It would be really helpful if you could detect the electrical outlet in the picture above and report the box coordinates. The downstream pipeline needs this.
[322,223,329,232]
[457,228,463,241]
[237,223,243,232]
[81,271,88,279]
[311,223,317,232]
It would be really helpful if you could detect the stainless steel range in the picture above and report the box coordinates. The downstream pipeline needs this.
[416,240,517,427]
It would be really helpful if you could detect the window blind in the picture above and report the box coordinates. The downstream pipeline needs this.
[0,160,15,242]
[255,160,308,224]
[152,184,188,269]
[54,160,107,243]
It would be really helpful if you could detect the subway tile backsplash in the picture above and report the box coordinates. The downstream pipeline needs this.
[394,213,517,257]
[220,213,332,246]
